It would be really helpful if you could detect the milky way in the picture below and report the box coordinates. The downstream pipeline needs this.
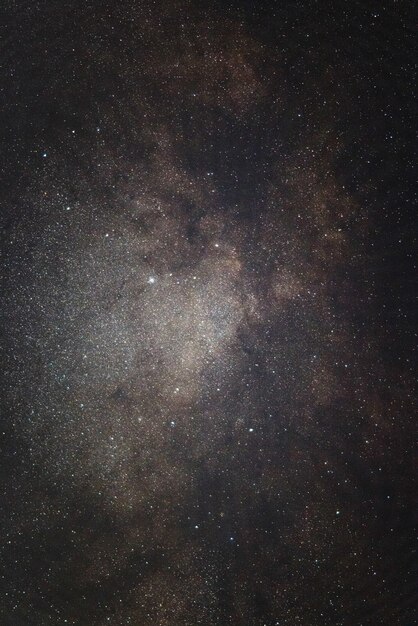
[1,1,416,624]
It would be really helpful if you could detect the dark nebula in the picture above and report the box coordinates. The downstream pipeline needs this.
[1,1,416,624]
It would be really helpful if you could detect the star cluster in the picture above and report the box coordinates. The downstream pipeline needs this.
[1,1,416,625]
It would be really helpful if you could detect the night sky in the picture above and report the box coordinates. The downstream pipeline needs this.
[1,1,417,624]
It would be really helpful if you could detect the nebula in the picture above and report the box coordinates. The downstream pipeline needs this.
[1,1,416,624]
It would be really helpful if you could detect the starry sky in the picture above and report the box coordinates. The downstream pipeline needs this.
[1,1,417,624]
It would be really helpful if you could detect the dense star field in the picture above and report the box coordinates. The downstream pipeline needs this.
[1,1,416,624]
